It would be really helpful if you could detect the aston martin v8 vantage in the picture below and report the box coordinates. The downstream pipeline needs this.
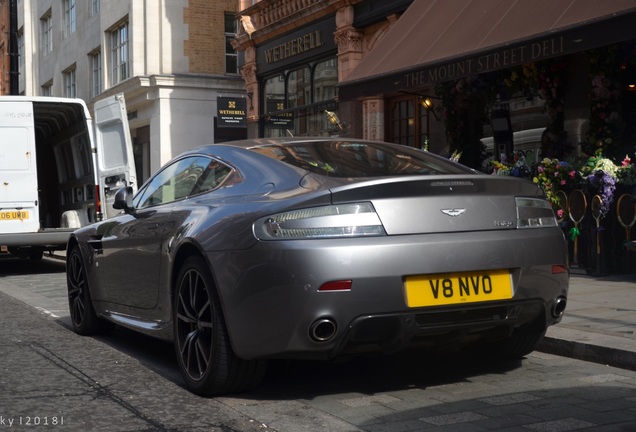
[66,138,569,395]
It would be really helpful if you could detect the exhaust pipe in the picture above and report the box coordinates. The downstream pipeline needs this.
[551,297,567,318]
[309,318,337,342]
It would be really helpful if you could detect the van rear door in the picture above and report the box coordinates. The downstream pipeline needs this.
[94,94,137,219]
[0,100,40,234]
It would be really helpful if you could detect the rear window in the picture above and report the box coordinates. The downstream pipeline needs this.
[249,140,473,177]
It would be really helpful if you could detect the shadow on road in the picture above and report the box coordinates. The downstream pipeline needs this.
[0,255,65,276]
[60,316,525,401]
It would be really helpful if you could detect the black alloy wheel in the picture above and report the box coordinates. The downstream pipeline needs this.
[173,255,266,395]
[67,245,112,335]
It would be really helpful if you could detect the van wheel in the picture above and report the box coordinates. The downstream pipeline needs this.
[67,246,113,335]
[173,255,267,395]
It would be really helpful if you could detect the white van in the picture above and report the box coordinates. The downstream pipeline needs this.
[0,94,137,259]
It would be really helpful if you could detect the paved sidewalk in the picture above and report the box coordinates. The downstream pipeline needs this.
[538,271,636,371]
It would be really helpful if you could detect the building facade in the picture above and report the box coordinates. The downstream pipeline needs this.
[233,0,636,275]
[234,0,635,164]
[13,0,245,183]
[233,0,415,140]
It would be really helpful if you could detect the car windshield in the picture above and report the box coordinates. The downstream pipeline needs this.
[249,140,474,178]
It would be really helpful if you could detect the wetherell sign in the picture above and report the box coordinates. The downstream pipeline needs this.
[217,97,246,128]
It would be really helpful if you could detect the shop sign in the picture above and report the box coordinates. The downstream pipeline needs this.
[404,36,565,87]
[265,99,293,128]
[257,17,337,74]
[264,31,324,64]
[217,97,246,128]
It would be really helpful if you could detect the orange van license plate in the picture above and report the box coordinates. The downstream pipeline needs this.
[0,211,29,220]
[404,270,513,307]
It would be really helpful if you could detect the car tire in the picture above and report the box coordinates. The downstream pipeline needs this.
[173,255,267,396]
[67,245,114,335]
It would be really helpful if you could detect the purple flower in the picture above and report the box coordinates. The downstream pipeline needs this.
[587,170,616,217]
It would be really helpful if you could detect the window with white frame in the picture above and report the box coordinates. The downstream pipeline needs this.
[224,13,238,74]
[90,50,102,98]
[41,10,53,55]
[64,0,76,37]
[63,66,77,98]
[91,0,100,16]
[41,81,53,96]
[110,21,130,84]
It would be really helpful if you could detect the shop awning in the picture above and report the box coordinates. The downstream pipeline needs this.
[339,0,636,100]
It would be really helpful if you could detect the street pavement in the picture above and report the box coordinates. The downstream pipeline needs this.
[0,256,635,431]
[538,270,636,372]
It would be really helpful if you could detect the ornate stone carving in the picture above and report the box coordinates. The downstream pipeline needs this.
[240,63,258,85]
[334,28,363,53]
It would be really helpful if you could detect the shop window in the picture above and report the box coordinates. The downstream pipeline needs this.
[391,99,415,147]
[264,74,285,102]
[287,67,311,109]
[388,96,432,149]
[262,57,339,137]
[313,59,338,102]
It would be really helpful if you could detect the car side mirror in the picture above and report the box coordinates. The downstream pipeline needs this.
[113,186,134,213]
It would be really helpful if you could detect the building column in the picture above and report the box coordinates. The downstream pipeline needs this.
[362,97,385,141]
[240,44,259,138]
[334,6,363,83]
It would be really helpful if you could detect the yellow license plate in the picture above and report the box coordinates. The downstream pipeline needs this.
[404,270,513,307]
[0,211,29,220]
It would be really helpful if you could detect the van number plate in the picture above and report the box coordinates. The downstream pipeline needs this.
[0,211,29,220]
[404,270,512,307]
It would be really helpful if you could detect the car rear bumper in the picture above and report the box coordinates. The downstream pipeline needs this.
[207,228,569,360]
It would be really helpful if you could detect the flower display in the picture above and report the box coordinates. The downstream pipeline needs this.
[532,158,580,206]
[587,169,616,218]
[491,153,532,178]
[616,155,636,186]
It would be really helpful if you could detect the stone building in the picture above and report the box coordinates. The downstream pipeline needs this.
[12,0,245,183]
[233,0,415,141]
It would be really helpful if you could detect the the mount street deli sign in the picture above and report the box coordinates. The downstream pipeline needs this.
[340,35,571,100]
[217,97,246,128]
[404,37,565,87]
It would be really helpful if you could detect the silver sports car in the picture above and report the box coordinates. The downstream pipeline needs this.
[67,138,569,395]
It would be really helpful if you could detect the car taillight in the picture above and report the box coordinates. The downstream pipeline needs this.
[515,197,558,229]
[255,202,386,240]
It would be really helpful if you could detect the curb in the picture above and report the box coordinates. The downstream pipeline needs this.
[537,336,636,372]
